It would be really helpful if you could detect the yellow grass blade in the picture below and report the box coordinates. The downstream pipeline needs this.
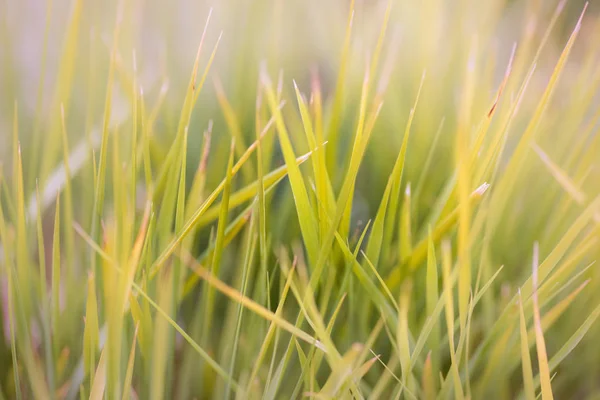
[519,290,536,400]
[532,243,553,400]
[88,349,107,400]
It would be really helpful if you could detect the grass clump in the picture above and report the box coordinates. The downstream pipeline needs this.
[1,0,600,398]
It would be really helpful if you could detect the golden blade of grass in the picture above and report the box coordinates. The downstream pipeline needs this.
[14,132,34,342]
[83,274,99,389]
[170,131,189,390]
[532,242,553,400]
[254,83,269,310]
[51,195,61,361]
[316,343,363,398]
[440,240,464,400]
[456,39,478,331]
[193,31,222,105]
[422,352,435,400]
[130,51,139,215]
[261,68,319,265]
[425,231,439,388]
[122,203,151,313]
[103,223,123,399]
[519,290,536,400]
[353,353,380,383]
[397,280,414,391]
[121,324,138,400]
[399,184,413,264]
[88,349,107,400]
[293,80,334,239]
[0,184,22,399]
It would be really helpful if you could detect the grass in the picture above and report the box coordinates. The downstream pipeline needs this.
[1,0,600,398]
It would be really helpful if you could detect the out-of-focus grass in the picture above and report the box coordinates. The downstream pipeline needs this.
[1,0,600,398]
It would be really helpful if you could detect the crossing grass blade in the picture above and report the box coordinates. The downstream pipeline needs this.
[83,274,99,389]
[150,131,314,277]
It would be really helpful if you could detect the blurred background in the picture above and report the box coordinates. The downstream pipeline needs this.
[1,0,598,260]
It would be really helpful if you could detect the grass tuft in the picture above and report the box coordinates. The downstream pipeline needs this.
[1,0,600,398]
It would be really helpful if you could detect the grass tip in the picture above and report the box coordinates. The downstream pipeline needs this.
[473,182,490,196]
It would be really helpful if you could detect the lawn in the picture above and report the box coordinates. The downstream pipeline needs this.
[0,0,599,398]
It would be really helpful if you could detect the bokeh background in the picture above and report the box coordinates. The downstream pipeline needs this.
[2,0,598,261]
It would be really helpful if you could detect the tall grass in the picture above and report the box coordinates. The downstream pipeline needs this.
[1,0,600,398]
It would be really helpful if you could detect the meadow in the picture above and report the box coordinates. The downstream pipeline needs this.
[0,0,600,398]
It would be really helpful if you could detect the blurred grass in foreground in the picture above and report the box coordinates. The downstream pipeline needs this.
[1,0,600,398]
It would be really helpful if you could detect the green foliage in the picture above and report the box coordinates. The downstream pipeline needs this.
[1,0,600,398]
